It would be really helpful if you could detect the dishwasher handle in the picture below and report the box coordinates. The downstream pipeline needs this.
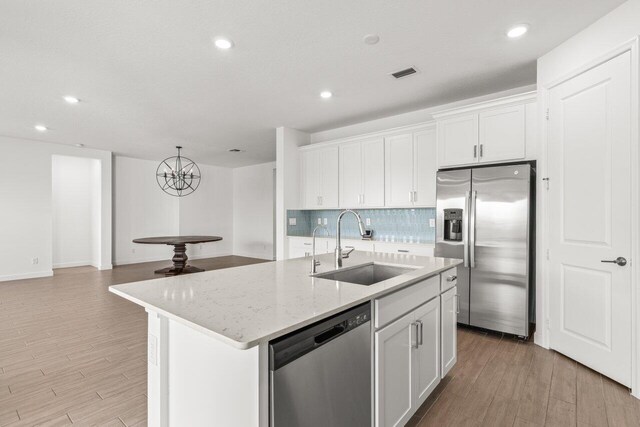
[314,324,346,345]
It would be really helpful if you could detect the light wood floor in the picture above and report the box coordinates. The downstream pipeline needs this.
[2,257,638,426]
[0,256,269,427]
[408,326,640,427]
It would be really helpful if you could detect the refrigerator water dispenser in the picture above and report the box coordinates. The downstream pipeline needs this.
[443,209,463,241]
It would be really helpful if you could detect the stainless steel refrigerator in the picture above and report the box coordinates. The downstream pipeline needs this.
[435,163,535,337]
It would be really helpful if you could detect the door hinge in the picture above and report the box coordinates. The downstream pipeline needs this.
[542,177,550,190]
[546,108,550,120]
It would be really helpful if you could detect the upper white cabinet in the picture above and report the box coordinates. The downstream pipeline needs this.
[339,137,384,207]
[437,115,478,167]
[384,127,437,207]
[478,104,526,163]
[301,146,339,208]
[435,92,535,168]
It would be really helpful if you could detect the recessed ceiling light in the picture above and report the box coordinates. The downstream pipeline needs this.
[320,91,333,99]
[63,96,80,104]
[507,25,529,39]
[214,37,233,49]
[363,34,380,45]
[34,124,48,132]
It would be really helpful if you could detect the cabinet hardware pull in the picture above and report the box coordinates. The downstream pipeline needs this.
[410,191,414,203]
[416,320,423,346]
[473,145,477,158]
[398,249,409,253]
[447,275,457,282]
[361,194,364,205]
[479,144,483,158]
[411,322,420,349]
[455,294,460,314]
[413,191,417,203]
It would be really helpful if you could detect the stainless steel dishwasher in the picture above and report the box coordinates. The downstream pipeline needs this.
[269,302,371,427]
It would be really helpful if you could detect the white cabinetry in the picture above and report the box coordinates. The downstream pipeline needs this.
[301,146,339,208]
[440,286,458,377]
[437,115,478,167]
[384,127,437,207]
[435,92,535,168]
[339,137,384,207]
[375,297,440,427]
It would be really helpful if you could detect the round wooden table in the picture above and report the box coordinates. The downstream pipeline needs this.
[133,236,223,276]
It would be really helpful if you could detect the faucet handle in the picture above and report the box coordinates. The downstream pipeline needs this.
[342,246,355,258]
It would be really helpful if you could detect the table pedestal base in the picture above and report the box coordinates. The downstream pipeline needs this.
[153,244,204,276]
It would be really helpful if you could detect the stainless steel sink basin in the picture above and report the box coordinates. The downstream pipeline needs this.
[312,263,418,286]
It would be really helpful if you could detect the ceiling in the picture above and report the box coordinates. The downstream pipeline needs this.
[0,0,625,167]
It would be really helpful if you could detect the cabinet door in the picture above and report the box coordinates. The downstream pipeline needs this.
[413,129,437,207]
[301,150,319,208]
[413,298,441,408]
[384,134,414,207]
[375,312,414,427]
[362,138,385,207]
[441,286,457,377]
[318,146,339,208]
[339,142,363,207]
[437,114,478,167]
[478,105,525,163]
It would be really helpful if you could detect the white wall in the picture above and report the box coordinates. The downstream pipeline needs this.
[52,155,101,268]
[179,164,234,259]
[113,156,179,265]
[0,136,112,282]
[113,157,234,264]
[233,162,276,260]
[276,127,310,260]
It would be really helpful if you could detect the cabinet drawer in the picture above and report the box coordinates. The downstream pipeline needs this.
[440,268,458,292]
[374,275,440,329]
[374,242,434,257]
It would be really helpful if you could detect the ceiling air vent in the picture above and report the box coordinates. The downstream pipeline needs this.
[391,67,418,79]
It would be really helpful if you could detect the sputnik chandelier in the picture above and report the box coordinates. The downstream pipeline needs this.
[156,146,201,197]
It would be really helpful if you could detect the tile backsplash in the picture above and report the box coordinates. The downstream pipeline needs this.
[287,208,436,244]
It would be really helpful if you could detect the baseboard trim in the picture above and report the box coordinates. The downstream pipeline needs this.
[232,251,274,261]
[0,270,54,282]
[53,261,93,269]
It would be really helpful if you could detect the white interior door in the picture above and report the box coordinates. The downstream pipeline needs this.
[548,51,632,386]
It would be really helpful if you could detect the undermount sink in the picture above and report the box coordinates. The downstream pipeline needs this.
[312,262,418,286]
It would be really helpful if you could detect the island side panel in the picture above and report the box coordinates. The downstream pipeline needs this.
[146,310,268,426]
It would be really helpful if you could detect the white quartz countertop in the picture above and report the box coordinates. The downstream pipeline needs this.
[109,251,461,350]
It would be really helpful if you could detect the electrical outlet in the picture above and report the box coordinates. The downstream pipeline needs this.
[429,218,436,228]
[323,218,328,226]
[317,218,321,225]
[31,257,38,265]
[288,217,297,226]
[366,218,371,226]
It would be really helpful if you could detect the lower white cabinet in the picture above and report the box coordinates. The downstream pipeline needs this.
[375,297,440,427]
[441,286,458,377]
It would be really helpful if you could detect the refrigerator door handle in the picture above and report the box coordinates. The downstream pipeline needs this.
[463,191,470,268]
[470,190,477,268]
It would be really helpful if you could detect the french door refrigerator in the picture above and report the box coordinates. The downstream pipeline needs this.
[435,163,535,337]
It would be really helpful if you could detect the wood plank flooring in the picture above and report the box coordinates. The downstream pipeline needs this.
[2,256,638,426]
[0,256,269,426]
[408,327,640,427]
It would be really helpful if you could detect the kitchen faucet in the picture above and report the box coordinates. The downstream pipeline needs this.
[335,209,367,268]
[310,224,328,274]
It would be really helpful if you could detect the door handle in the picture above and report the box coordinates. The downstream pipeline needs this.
[463,191,470,268]
[416,320,423,346]
[479,144,484,158]
[601,257,627,266]
[411,322,420,349]
[473,145,477,158]
[469,190,477,268]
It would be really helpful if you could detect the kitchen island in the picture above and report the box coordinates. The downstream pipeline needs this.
[110,251,461,426]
